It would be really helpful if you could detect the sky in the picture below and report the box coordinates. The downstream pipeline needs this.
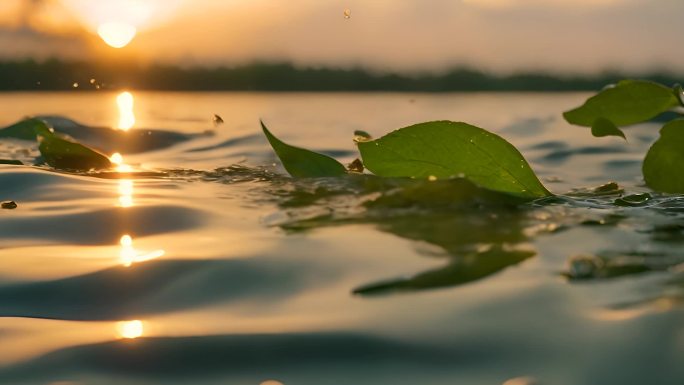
[0,0,683,74]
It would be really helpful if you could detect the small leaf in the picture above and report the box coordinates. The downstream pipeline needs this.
[347,158,364,173]
[261,121,347,177]
[356,120,551,199]
[564,80,678,127]
[0,118,53,140]
[643,119,684,193]
[38,134,112,171]
[591,117,625,139]
[353,130,373,143]
[674,83,684,107]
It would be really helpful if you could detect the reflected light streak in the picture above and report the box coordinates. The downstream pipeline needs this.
[110,152,133,173]
[119,235,165,267]
[117,91,135,131]
[116,320,144,339]
[118,179,134,207]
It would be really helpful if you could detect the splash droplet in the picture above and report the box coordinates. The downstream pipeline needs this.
[343,9,351,19]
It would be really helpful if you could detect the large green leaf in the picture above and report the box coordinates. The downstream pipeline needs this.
[38,134,112,171]
[563,80,678,128]
[643,119,684,193]
[261,121,347,177]
[0,118,53,140]
[356,120,550,199]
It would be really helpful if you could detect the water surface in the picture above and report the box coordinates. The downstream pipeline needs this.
[0,91,682,385]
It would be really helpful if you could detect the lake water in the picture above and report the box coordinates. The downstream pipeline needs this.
[0,92,682,385]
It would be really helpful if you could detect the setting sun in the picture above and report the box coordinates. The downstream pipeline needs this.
[98,22,137,48]
[60,0,184,49]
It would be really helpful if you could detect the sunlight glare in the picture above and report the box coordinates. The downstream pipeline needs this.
[62,0,185,48]
[116,320,144,339]
[110,152,132,173]
[119,234,165,267]
[118,179,134,207]
[117,91,135,131]
[97,22,137,48]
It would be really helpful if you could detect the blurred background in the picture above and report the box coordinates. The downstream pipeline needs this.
[1,0,683,90]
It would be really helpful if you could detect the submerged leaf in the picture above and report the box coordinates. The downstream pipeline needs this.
[353,246,534,295]
[591,117,625,139]
[356,120,550,199]
[261,121,347,178]
[643,119,684,193]
[564,80,678,127]
[0,118,53,140]
[38,134,112,171]
[614,193,652,207]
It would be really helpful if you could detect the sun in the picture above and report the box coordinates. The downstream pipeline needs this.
[61,0,184,49]
[98,22,137,48]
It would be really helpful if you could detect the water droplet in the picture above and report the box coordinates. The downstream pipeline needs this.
[343,9,351,19]
[89,78,96,84]
[428,175,437,181]
[72,82,79,88]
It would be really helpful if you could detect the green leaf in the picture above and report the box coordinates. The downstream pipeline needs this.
[564,80,678,127]
[0,118,53,140]
[38,134,112,171]
[261,121,347,177]
[591,117,626,139]
[356,120,551,199]
[643,119,684,193]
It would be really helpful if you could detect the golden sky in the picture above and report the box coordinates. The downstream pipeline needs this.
[0,0,682,74]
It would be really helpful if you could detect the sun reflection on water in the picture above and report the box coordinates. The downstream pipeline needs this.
[118,179,134,207]
[110,152,133,173]
[117,91,135,130]
[119,235,165,267]
[116,320,144,339]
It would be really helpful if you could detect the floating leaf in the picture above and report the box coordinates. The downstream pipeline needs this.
[0,118,53,140]
[356,120,550,199]
[643,119,684,193]
[591,117,625,139]
[261,121,347,177]
[563,80,678,127]
[38,134,112,171]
